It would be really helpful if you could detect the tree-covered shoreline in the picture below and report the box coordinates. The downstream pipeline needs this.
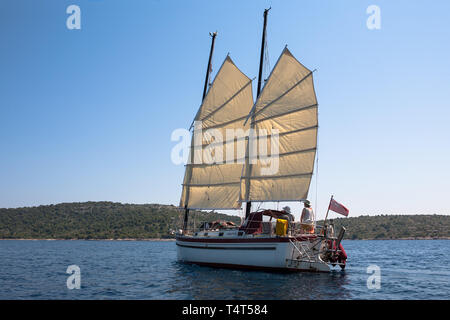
[0,202,240,240]
[0,202,449,240]
[324,214,450,240]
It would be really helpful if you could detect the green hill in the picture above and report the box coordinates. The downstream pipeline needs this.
[0,202,449,240]
[0,202,240,239]
[321,214,450,240]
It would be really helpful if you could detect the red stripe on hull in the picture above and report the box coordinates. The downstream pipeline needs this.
[176,235,317,243]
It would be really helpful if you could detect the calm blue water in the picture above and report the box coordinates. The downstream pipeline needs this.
[0,240,449,299]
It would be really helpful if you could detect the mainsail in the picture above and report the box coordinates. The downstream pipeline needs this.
[240,47,318,202]
[180,56,254,210]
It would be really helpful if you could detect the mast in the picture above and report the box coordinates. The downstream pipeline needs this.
[202,32,218,100]
[245,8,270,218]
[183,31,217,233]
[257,8,270,98]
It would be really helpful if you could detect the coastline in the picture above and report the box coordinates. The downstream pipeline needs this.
[0,238,176,241]
[0,237,449,241]
[352,237,450,240]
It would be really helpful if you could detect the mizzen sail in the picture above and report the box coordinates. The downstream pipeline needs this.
[241,47,318,202]
[180,56,254,210]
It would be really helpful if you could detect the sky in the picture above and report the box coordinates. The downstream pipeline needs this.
[0,0,449,219]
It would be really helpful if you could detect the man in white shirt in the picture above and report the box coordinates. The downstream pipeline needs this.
[300,200,315,233]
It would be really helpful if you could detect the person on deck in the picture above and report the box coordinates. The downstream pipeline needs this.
[326,219,335,238]
[281,206,295,222]
[300,200,315,234]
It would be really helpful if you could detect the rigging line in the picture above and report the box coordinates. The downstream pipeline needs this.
[257,202,262,211]
[315,131,319,217]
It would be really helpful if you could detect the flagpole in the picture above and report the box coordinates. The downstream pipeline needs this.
[323,195,333,230]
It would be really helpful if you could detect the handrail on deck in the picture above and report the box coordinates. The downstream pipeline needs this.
[180,220,330,238]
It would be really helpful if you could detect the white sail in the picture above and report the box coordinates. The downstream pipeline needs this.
[241,47,318,202]
[180,56,254,210]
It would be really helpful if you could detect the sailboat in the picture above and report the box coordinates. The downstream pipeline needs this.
[176,9,347,272]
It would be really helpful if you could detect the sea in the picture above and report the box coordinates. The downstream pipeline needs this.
[0,240,449,300]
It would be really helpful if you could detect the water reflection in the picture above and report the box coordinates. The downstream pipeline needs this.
[170,261,352,300]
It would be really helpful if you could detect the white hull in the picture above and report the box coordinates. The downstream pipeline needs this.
[176,233,331,273]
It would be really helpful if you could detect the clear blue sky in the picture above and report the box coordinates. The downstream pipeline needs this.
[1,1,449,218]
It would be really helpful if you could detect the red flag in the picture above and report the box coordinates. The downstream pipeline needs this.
[329,198,349,216]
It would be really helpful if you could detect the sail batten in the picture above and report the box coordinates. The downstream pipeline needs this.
[244,172,313,180]
[183,181,241,187]
[253,103,318,123]
[193,115,248,132]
